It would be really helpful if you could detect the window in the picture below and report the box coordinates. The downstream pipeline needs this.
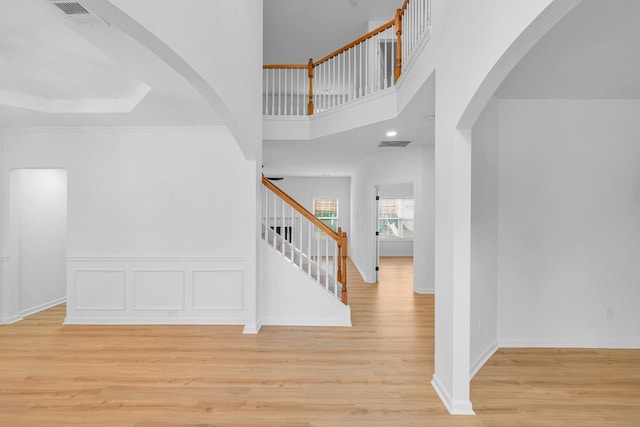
[313,198,338,233]
[378,198,414,239]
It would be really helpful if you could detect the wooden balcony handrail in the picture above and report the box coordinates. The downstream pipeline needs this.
[314,19,394,67]
[263,0,430,116]
[263,64,308,69]
[263,19,396,71]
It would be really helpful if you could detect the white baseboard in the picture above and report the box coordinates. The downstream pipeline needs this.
[261,317,352,327]
[1,314,23,325]
[414,287,434,294]
[431,374,475,415]
[63,316,244,325]
[499,339,640,349]
[19,297,65,318]
[350,257,374,283]
[470,340,499,378]
[243,323,262,334]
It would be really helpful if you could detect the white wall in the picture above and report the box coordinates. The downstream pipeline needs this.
[350,146,434,293]
[0,136,5,323]
[12,169,67,317]
[470,97,500,375]
[107,0,263,160]
[2,127,255,325]
[275,177,351,235]
[259,242,351,327]
[497,99,640,348]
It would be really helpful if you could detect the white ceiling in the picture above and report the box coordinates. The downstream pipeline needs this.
[0,0,220,127]
[0,0,141,100]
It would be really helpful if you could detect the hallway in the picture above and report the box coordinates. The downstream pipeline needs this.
[0,257,638,425]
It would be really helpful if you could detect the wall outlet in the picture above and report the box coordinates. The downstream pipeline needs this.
[606,307,615,320]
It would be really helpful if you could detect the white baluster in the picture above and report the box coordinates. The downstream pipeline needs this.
[359,42,363,98]
[296,69,300,116]
[272,191,277,248]
[273,68,276,114]
[290,204,294,262]
[306,221,310,276]
[284,69,288,116]
[324,236,329,289]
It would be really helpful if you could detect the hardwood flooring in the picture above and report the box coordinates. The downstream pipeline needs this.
[1,257,639,426]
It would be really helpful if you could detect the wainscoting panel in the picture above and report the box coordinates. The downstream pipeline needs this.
[192,270,244,310]
[74,270,126,310]
[66,257,247,325]
[133,270,185,310]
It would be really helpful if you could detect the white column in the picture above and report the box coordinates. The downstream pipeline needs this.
[432,124,474,415]
[243,160,261,334]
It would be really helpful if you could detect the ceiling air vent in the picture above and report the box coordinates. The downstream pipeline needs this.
[49,1,109,26]
[52,1,89,15]
[379,140,411,148]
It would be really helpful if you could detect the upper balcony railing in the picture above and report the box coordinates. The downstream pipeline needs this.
[263,0,431,117]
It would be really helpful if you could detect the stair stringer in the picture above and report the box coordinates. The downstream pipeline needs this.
[260,241,351,327]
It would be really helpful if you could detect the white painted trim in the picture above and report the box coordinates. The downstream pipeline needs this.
[499,339,640,349]
[470,341,499,379]
[3,126,227,135]
[0,83,150,114]
[261,315,352,327]
[64,317,244,325]
[67,256,248,325]
[1,314,23,325]
[431,374,476,415]
[20,297,66,319]
[0,256,9,261]
[413,287,434,295]
[242,324,262,334]
[68,256,245,263]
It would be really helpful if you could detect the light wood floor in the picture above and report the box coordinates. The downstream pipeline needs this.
[1,257,639,426]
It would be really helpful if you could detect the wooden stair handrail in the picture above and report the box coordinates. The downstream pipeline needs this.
[262,176,339,240]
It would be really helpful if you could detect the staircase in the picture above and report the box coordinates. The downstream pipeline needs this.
[261,176,348,305]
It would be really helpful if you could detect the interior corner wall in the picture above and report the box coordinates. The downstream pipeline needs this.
[0,135,6,322]
[350,146,434,292]
[470,96,500,375]
[13,169,67,317]
[275,177,351,236]
[497,99,640,348]
[3,127,254,325]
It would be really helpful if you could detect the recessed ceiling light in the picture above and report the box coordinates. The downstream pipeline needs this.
[386,130,397,137]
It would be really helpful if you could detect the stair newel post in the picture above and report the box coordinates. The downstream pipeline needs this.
[307,58,315,115]
[336,227,344,284]
[340,230,348,305]
[394,8,403,83]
